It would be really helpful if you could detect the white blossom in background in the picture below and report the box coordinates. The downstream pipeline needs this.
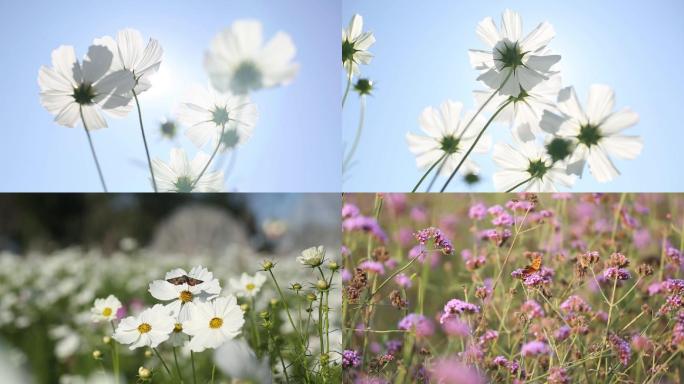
[183,296,245,352]
[297,245,326,267]
[205,20,299,95]
[492,140,575,192]
[177,85,258,152]
[38,45,135,129]
[214,340,272,383]
[148,266,221,321]
[113,304,175,350]
[540,85,642,182]
[473,74,562,142]
[93,28,163,95]
[151,148,225,192]
[91,295,122,322]
[406,100,491,177]
[229,272,267,298]
[468,9,560,97]
[342,14,375,76]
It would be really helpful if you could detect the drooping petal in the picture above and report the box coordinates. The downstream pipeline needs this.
[586,147,619,182]
[80,104,107,130]
[586,84,615,124]
[54,102,81,128]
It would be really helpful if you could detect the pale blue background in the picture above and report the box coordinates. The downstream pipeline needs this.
[342,0,684,192]
[0,0,340,192]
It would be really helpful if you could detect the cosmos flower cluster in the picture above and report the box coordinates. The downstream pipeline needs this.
[405,9,642,192]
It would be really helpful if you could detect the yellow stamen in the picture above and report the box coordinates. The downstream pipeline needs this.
[179,290,193,303]
[173,323,183,333]
[102,307,112,317]
[246,283,256,291]
[138,323,152,334]
[209,317,223,329]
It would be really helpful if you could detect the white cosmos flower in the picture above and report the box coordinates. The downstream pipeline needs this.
[229,272,267,298]
[473,74,562,142]
[148,266,222,321]
[406,100,491,177]
[183,296,245,352]
[38,45,135,129]
[151,148,225,192]
[342,14,375,76]
[177,85,258,152]
[493,141,575,192]
[93,28,163,95]
[297,245,326,267]
[468,9,560,97]
[205,20,299,95]
[540,85,642,182]
[214,339,272,383]
[91,294,122,322]
[113,304,175,350]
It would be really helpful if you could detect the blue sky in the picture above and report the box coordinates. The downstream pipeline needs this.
[342,0,684,192]
[0,0,339,192]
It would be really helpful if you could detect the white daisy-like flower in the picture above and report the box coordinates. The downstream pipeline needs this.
[93,28,163,95]
[493,141,575,192]
[406,100,491,178]
[151,148,225,192]
[169,322,188,347]
[468,9,560,97]
[38,45,135,129]
[177,85,258,152]
[540,85,642,182]
[205,20,299,95]
[183,296,245,352]
[342,14,375,76]
[229,272,267,298]
[473,74,562,142]
[148,266,222,321]
[91,294,122,322]
[113,304,175,350]
[297,245,326,267]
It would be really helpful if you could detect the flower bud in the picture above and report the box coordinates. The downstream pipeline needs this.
[261,260,274,271]
[327,261,339,271]
[241,303,250,312]
[92,350,102,360]
[138,366,152,379]
[316,279,329,291]
[102,336,111,345]
[306,293,317,302]
[144,349,153,358]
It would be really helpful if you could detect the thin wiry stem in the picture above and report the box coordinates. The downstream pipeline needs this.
[191,122,226,190]
[132,90,157,192]
[342,95,366,175]
[342,69,353,107]
[425,155,448,192]
[505,175,534,193]
[411,152,448,192]
[79,106,108,192]
[440,98,512,192]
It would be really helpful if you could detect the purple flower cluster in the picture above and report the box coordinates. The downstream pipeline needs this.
[492,355,520,374]
[602,267,631,281]
[343,349,362,368]
[548,367,570,384]
[414,227,454,255]
[560,295,592,314]
[342,203,388,243]
[440,299,480,324]
[608,333,631,366]
[398,314,435,338]
[521,299,545,319]
[521,340,551,357]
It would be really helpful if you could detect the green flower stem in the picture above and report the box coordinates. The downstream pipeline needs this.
[191,122,226,189]
[190,347,197,384]
[210,363,216,384]
[342,69,352,108]
[109,321,119,383]
[343,95,366,175]
[318,290,325,366]
[153,347,174,380]
[267,270,299,337]
[411,152,448,193]
[79,106,108,192]
[172,346,183,383]
[132,90,157,192]
[425,155,448,192]
[250,296,261,354]
[268,327,291,383]
[505,175,534,193]
[440,98,512,192]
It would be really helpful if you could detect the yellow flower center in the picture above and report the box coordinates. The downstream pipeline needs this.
[246,283,256,291]
[209,317,223,329]
[138,323,152,334]
[173,323,183,333]
[102,307,112,317]
[179,290,193,303]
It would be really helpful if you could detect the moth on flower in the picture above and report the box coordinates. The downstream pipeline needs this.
[148,266,221,321]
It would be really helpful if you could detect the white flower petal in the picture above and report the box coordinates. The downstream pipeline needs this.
[586,84,615,124]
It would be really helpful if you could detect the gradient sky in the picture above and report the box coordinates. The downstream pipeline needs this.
[0,0,339,192]
[342,0,684,192]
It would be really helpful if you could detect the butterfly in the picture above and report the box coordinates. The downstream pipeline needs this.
[520,254,542,278]
[166,275,204,286]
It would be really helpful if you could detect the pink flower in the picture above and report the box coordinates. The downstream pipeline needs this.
[398,314,434,338]
[358,260,385,275]
[429,358,486,384]
[521,300,545,319]
[394,273,412,288]
[440,299,480,324]
[468,203,487,220]
[441,316,471,337]
[521,340,550,357]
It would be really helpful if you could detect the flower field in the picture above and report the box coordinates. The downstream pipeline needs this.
[343,193,684,383]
